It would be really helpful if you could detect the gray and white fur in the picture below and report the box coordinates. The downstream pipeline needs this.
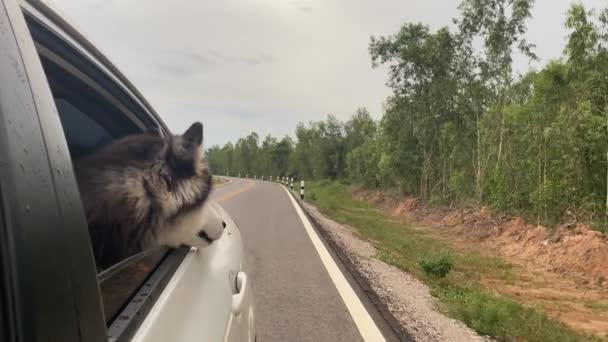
[74,122,219,270]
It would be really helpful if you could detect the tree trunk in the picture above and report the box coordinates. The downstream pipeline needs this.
[475,110,483,203]
[497,112,504,167]
[603,95,607,219]
[543,144,548,223]
[420,167,426,202]
[443,158,447,199]
[497,77,510,170]
[420,150,432,202]
[537,138,542,226]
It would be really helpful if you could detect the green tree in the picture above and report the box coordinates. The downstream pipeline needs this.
[457,0,537,169]
[370,24,458,200]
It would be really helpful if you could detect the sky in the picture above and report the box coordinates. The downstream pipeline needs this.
[47,0,605,147]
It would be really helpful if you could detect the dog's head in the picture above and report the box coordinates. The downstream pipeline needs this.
[132,122,210,188]
[135,122,206,176]
[143,123,221,249]
[75,121,212,218]
[166,122,206,177]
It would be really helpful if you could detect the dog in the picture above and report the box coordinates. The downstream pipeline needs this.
[74,122,221,270]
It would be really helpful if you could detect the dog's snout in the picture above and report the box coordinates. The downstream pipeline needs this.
[198,230,213,243]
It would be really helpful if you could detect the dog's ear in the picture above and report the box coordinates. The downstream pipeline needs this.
[167,122,205,176]
[144,127,162,137]
[183,122,203,146]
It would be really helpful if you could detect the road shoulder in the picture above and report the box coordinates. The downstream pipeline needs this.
[292,191,489,342]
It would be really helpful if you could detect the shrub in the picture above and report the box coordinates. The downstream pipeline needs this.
[420,253,453,278]
[309,192,317,202]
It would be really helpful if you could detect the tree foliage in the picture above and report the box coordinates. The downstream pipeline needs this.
[207,1,608,228]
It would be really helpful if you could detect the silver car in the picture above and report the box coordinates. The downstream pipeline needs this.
[0,0,255,341]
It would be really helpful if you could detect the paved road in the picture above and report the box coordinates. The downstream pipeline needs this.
[210,178,400,342]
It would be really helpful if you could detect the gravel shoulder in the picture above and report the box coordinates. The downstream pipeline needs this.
[299,199,491,342]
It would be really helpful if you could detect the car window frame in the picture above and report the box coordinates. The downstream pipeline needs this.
[0,182,18,342]
[0,0,106,340]
[106,247,190,342]
[20,1,191,337]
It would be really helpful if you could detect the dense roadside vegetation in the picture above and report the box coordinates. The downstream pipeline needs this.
[208,0,607,229]
[305,180,601,341]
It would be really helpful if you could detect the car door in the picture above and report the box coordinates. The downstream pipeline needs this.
[0,0,106,341]
[213,202,256,342]
[2,0,253,340]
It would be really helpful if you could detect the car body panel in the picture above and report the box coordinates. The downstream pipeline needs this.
[131,201,255,342]
[214,202,256,342]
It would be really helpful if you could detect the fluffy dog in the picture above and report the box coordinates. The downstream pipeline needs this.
[74,122,220,270]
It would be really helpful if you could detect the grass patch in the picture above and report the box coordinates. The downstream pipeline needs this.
[436,285,590,342]
[420,253,454,278]
[306,180,602,342]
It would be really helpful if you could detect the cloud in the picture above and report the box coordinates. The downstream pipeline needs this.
[155,64,192,77]
[50,0,587,147]
[166,50,275,68]
[181,52,216,66]
[290,0,313,12]
[151,49,277,80]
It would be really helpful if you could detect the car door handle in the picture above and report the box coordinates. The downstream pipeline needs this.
[231,272,247,316]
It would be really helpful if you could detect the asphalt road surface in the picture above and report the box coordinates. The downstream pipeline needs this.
[211,177,400,342]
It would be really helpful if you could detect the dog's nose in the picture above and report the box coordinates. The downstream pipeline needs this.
[198,230,213,243]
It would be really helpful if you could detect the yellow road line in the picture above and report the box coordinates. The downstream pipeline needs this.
[215,180,256,203]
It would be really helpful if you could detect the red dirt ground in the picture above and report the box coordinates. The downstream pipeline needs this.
[354,189,608,338]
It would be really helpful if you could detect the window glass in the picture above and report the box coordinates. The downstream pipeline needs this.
[55,98,113,159]
[99,250,166,322]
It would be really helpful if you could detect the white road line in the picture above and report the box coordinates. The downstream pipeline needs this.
[282,187,387,342]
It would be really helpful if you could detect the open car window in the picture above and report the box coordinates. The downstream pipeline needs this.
[38,50,169,323]
[23,12,183,328]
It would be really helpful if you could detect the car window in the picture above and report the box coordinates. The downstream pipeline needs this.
[37,49,167,324]
[54,98,114,158]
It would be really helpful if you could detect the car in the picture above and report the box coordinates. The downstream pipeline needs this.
[0,0,255,341]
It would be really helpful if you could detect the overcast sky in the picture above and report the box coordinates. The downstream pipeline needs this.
[49,0,604,147]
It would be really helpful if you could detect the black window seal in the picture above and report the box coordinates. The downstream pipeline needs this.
[0,182,19,342]
[107,246,191,342]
